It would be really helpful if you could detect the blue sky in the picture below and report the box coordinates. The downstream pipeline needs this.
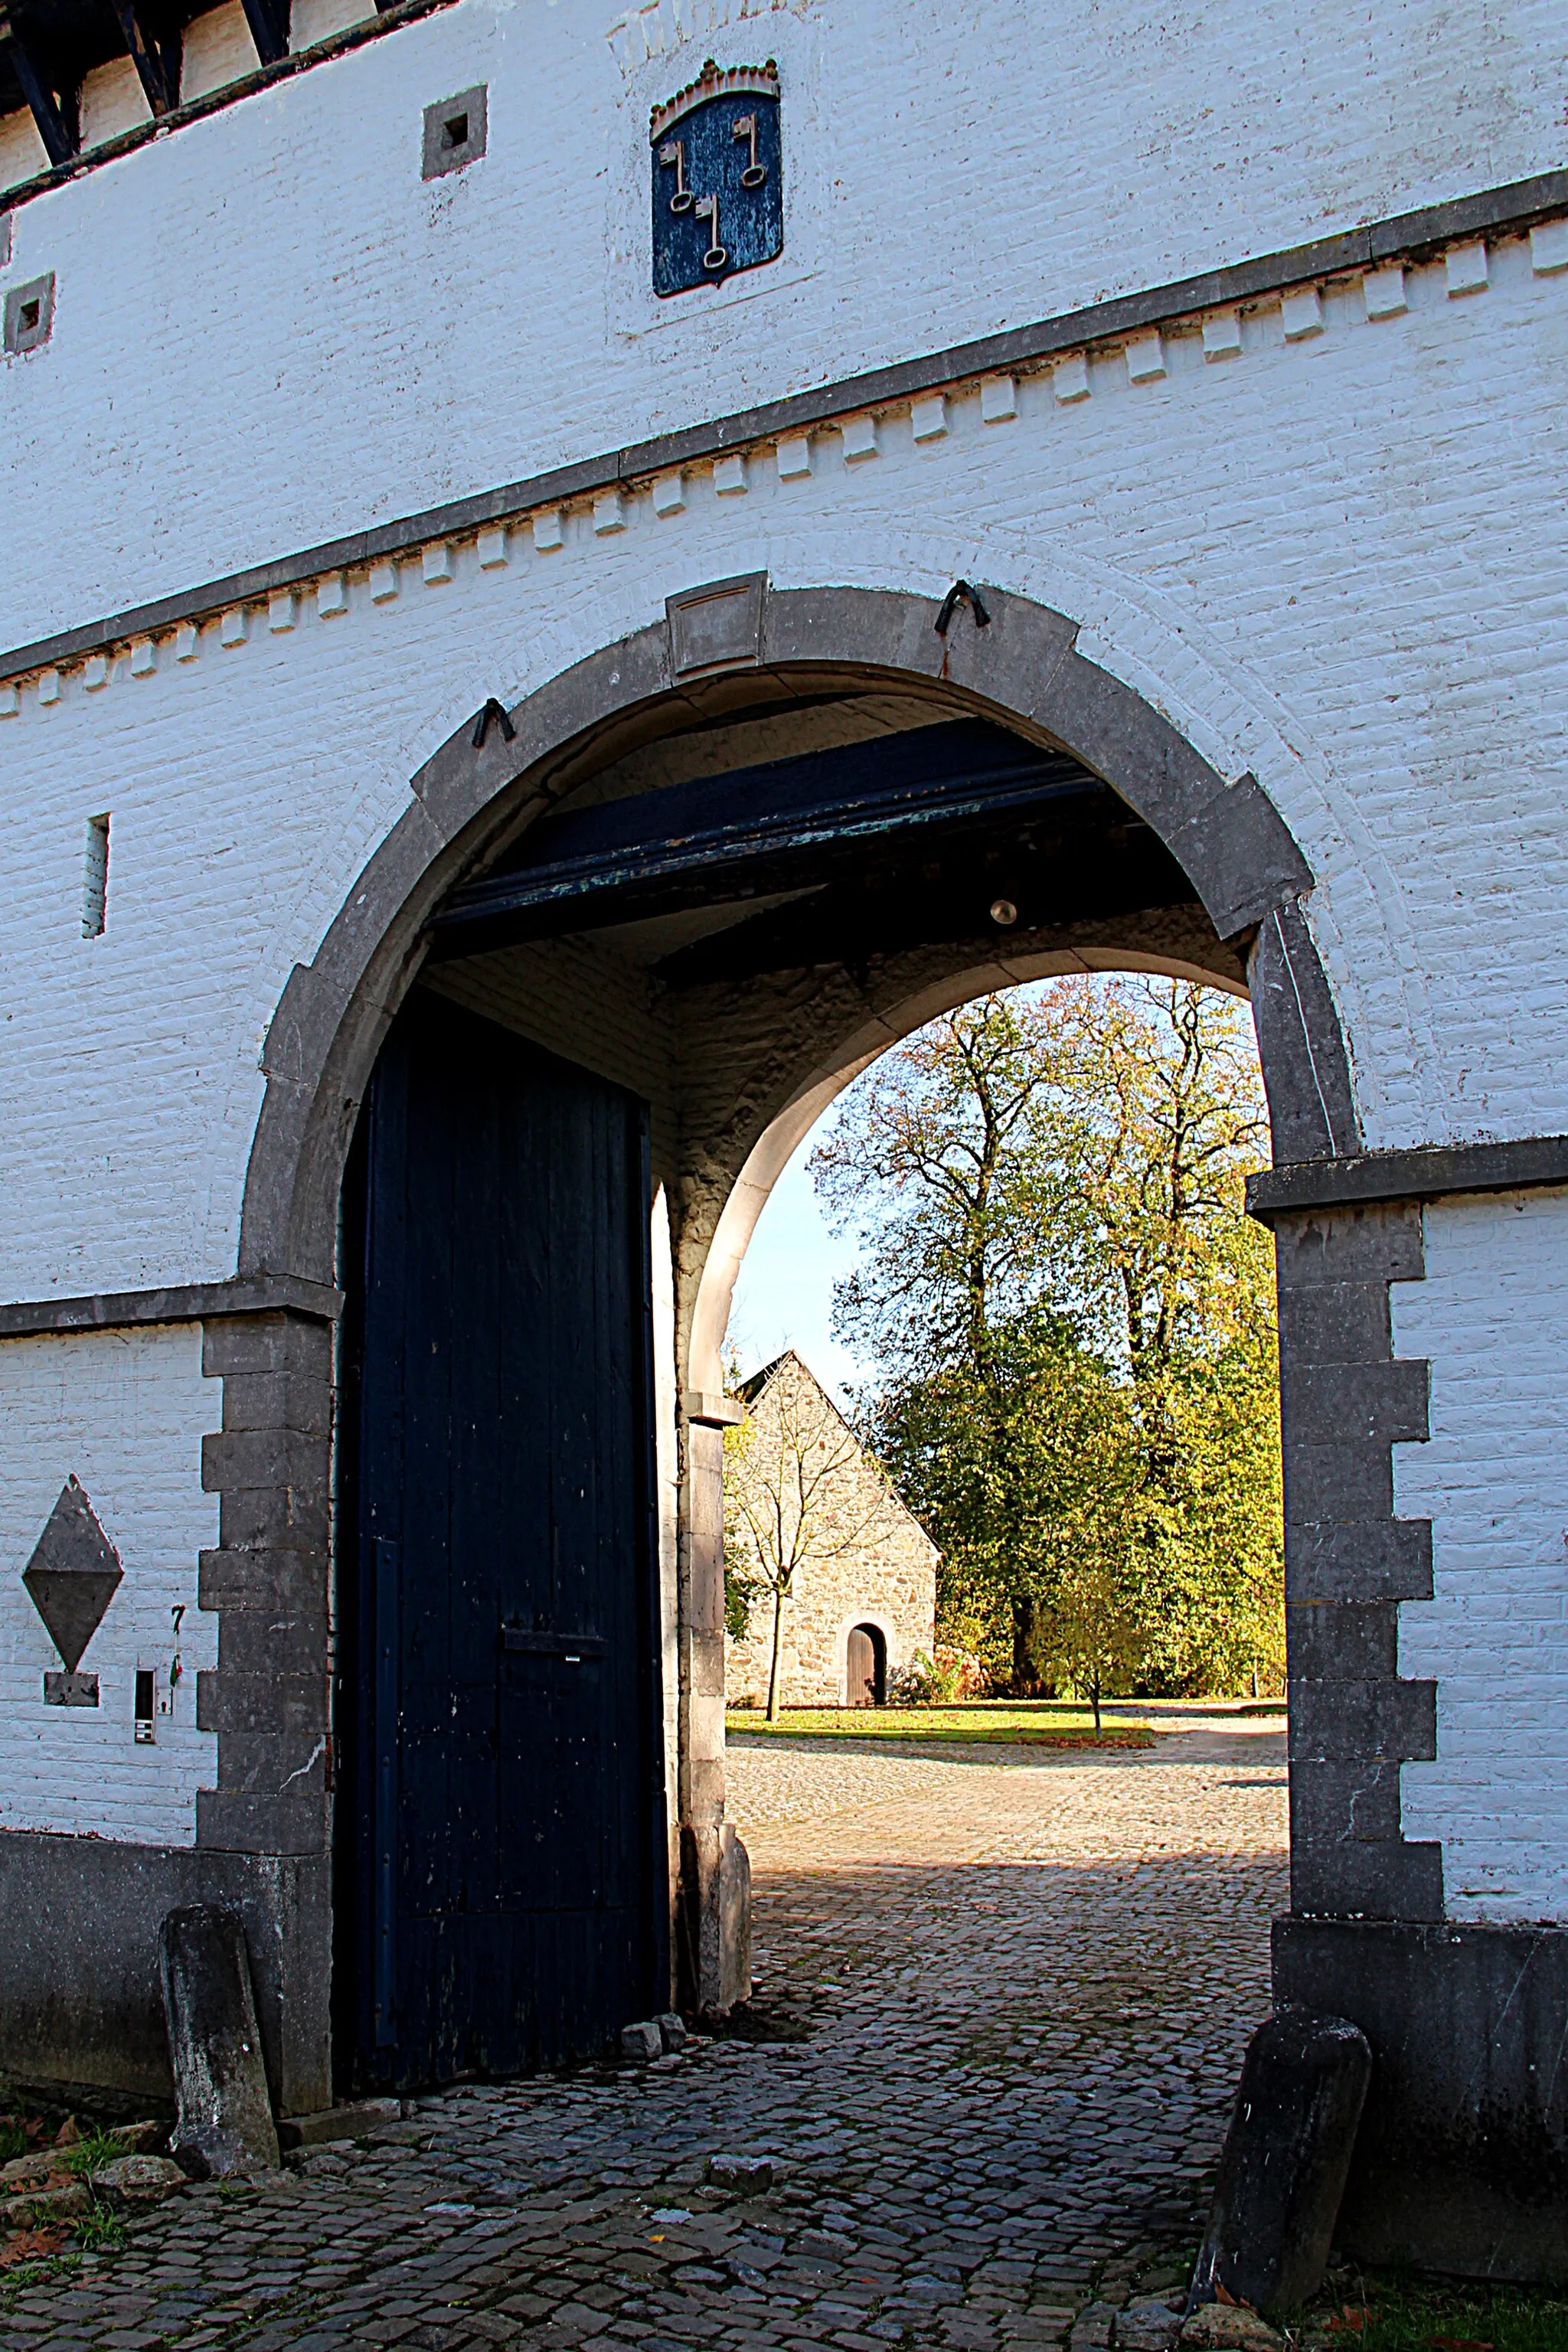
[725,1116,869,1408]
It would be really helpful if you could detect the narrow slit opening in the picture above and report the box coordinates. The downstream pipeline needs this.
[83,813,109,938]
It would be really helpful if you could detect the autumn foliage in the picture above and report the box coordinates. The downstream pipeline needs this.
[812,977,1283,1700]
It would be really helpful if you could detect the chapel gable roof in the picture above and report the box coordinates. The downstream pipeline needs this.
[728,1349,938,1556]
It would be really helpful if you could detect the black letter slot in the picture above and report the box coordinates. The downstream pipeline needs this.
[501,1628,607,1663]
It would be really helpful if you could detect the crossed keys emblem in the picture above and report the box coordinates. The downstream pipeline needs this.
[658,116,766,270]
[649,64,782,296]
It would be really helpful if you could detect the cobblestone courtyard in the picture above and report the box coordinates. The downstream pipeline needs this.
[5,1720,1287,2352]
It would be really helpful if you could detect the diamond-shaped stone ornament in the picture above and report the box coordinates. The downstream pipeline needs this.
[21,1476,123,1672]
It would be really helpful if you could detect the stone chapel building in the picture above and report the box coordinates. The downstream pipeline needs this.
[722,1351,937,1710]
[0,0,1565,2282]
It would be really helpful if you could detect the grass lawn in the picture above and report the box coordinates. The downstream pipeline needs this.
[1295,2271,1568,2348]
[726,1700,1155,1749]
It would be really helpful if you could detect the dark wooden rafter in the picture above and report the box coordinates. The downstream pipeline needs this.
[0,5,79,163]
[0,0,302,133]
[433,719,1101,953]
[423,714,1219,985]
[238,0,288,66]
[108,0,180,114]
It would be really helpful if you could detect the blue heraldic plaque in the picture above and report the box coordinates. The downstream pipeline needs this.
[651,59,783,296]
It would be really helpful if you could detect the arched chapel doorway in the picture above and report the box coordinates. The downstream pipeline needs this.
[234,577,1358,2094]
[847,1625,887,1708]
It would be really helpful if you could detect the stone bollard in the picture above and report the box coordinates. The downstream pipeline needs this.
[678,1821,752,2016]
[1189,2006,1371,2315]
[158,1905,280,2177]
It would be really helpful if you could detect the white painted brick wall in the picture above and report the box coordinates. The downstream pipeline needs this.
[0,1324,218,1843]
[1394,1192,1568,1925]
[2,241,1567,1292]
[0,0,1562,642]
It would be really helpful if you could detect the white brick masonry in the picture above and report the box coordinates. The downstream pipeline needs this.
[0,0,1563,640]
[0,1324,218,1843]
[2,238,1567,1291]
[1394,1191,1568,1924]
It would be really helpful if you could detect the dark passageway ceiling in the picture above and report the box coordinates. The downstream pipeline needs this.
[430,715,1209,985]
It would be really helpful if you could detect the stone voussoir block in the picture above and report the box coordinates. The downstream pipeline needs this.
[1290,1833,1445,1921]
[219,1368,334,1436]
[1273,1204,1425,1289]
[202,1426,328,1495]
[196,1788,329,1857]
[1279,1357,1429,1446]
[1288,1756,1406,1845]
[216,1609,332,1677]
[1282,1441,1394,1525]
[1276,1279,1394,1366]
[1283,1517,1433,1605]
[217,1483,330,1551]
[1285,1600,1400,1681]
[207,1728,330,1795]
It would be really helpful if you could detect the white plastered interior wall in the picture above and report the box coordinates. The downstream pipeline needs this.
[0,1323,218,1842]
[1393,1190,1568,1926]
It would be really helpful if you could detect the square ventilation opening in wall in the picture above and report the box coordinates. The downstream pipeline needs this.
[83,813,109,937]
[422,86,487,178]
[4,273,54,356]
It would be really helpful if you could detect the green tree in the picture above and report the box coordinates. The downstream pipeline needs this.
[816,977,1282,1697]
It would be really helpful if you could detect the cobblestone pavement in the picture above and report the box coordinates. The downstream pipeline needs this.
[5,1722,1286,2352]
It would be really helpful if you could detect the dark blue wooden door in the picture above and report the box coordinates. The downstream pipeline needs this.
[337,990,665,2092]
